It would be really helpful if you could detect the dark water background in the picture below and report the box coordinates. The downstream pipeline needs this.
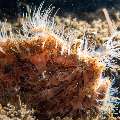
[0,0,120,20]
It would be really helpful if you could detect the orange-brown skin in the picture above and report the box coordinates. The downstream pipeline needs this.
[0,33,110,119]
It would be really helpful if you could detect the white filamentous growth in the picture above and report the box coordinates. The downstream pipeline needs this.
[0,21,14,42]
[22,2,55,37]
[0,22,9,42]
[101,31,120,67]
[21,3,78,54]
